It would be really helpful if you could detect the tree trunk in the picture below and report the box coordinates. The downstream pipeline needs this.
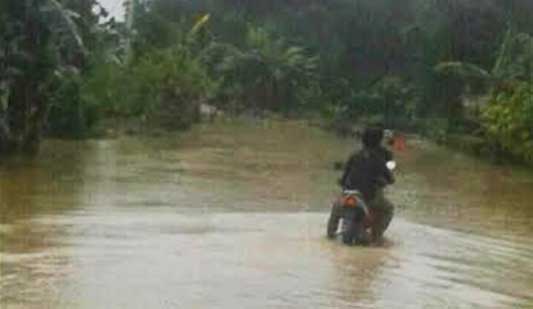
[1,76,45,155]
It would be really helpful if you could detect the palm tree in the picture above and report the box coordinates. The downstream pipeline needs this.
[202,26,318,113]
[435,27,533,90]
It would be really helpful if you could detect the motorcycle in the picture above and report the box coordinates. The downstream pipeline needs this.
[327,160,396,245]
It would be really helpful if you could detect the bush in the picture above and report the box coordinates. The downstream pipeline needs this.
[80,61,134,116]
[81,45,216,130]
[482,82,533,163]
[47,71,100,138]
[327,76,421,129]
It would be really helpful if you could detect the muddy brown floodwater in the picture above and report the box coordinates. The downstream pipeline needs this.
[1,119,533,309]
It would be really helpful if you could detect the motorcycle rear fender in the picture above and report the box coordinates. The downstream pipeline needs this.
[343,206,366,223]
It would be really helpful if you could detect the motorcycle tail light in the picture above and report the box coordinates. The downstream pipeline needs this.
[344,196,358,207]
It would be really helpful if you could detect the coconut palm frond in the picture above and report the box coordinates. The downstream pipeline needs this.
[189,14,210,37]
[435,62,492,81]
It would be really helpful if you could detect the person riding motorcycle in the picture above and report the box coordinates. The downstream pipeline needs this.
[338,126,395,243]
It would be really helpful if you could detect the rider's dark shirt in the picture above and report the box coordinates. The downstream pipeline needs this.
[341,146,394,201]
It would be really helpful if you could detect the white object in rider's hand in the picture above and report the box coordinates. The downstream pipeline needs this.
[386,161,397,171]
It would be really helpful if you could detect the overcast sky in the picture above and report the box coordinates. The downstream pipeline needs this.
[99,0,125,21]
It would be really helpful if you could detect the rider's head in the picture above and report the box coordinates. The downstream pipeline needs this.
[361,126,384,149]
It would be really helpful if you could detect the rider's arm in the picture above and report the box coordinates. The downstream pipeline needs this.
[340,154,357,188]
[375,156,395,187]
[384,165,395,185]
[380,147,395,185]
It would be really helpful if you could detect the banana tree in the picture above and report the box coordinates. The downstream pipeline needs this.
[0,0,92,154]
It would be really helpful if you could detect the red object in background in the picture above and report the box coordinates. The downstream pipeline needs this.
[392,133,406,152]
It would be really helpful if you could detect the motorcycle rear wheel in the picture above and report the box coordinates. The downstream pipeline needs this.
[341,219,357,245]
[327,203,342,239]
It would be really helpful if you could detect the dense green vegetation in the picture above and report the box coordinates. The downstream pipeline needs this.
[1,0,533,163]
[0,0,118,151]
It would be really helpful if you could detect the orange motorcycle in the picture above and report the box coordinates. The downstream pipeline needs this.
[327,161,396,245]
[326,190,374,245]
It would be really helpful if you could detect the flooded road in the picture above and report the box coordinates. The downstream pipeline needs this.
[2,119,533,308]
